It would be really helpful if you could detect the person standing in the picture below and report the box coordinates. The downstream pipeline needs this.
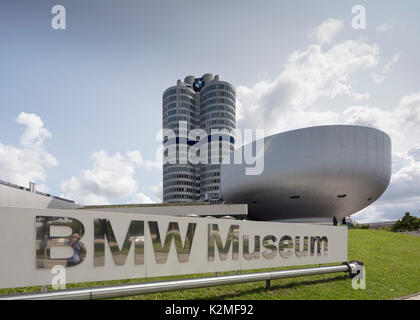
[66,232,86,267]
[346,217,352,229]
[333,216,338,226]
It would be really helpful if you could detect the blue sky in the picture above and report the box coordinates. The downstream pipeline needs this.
[1,0,419,222]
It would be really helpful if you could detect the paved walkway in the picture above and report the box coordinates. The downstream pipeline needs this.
[402,231,420,237]
[397,292,420,300]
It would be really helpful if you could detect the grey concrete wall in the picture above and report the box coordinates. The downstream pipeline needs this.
[0,184,79,210]
[80,203,247,217]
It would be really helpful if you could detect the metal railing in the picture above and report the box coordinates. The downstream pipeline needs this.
[0,262,362,300]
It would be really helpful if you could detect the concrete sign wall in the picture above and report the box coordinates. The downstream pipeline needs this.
[0,207,347,289]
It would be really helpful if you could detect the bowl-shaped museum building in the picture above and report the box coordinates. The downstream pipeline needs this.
[220,125,392,223]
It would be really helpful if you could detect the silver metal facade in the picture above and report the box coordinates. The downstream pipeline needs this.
[163,74,236,203]
[220,125,392,222]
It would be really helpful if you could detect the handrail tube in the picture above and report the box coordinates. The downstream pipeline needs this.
[0,263,355,300]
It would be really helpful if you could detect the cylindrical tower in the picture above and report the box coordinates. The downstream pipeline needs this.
[162,78,197,203]
[162,74,236,204]
[199,75,236,203]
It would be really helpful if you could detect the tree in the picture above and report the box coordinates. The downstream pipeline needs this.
[391,212,420,232]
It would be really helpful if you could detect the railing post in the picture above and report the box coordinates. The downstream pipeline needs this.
[265,280,271,291]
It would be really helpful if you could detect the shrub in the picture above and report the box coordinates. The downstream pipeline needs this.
[351,222,370,229]
[377,226,391,231]
[391,212,420,232]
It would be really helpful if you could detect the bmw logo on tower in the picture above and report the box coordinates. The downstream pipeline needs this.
[193,78,204,91]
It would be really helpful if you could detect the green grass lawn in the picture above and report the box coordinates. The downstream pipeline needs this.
[1,229,420,300]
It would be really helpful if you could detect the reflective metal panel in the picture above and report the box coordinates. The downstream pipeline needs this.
[94,219,144,266]
[295,236,309,257]
[242,235,260,260]
[36,216,86,269]
[279,235,293,258]
[208,224,239,261]
[310,236,328,256]
[261,235,277,259]
[148,221,196,264]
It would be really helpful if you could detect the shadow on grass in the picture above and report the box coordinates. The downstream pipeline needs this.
[194,275,350,300]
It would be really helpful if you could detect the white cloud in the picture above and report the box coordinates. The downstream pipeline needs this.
[147,182,163,202]
[343,105,401,139]
[313,18,344,45]
[129,192,154,204]
[371,52,401,83]
[129,182,162,204]
[408,145,420,161]
[353,147,420,222]
[61,150,160,205]
[377,23,393,33]
[343,91,420,143]
[386,150,420,202]
[237,40,379,136]
[397,92,420,127]
[351,200,419,223]
[126,150,161,170]
[0,112,58,190]
[236,25,420,223]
